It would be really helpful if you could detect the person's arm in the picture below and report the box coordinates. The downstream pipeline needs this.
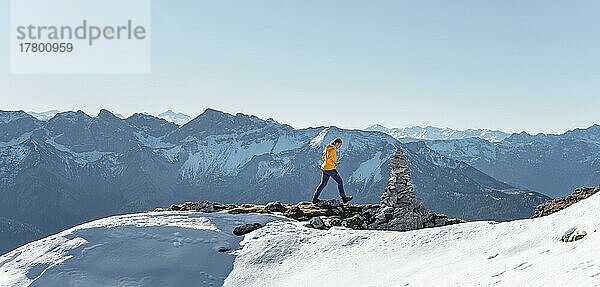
[331,148,337,168]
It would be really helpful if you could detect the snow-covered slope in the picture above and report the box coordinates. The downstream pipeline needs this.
[229,193,600,286]
[367,124,510,142]
[0,212,288,287]
[2,192,599,286]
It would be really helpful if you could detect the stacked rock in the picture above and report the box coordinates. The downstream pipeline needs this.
[369,148,455,231]
[380,148,420,209]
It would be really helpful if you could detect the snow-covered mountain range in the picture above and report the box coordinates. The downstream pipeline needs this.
[424,126,600,198]
[0,109,547,254]
[2,189,598,286]
[28,110,192,125]
[367,124,510,142]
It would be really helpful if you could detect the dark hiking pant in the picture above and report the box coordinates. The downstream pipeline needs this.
[313,169,347,201]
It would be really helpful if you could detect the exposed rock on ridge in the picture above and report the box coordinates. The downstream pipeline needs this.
[532,186,600,218]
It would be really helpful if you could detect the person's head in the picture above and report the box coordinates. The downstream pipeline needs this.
[330,138,343,149]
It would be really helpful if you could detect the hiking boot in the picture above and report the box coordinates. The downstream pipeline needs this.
[342,196,353,204]
[312,198,321,204]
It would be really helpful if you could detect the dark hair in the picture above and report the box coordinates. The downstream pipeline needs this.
[330,138,343,146]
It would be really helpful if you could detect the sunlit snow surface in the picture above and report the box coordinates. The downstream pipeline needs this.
[227,194,600,287]
[3,193,600,287]
[0,212,288,287]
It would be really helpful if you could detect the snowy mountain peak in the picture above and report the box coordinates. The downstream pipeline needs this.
[158,110,193,126]
[197,108,230,120]
[27,110,61,121]
[126,113,178,137]
[128,112,175,126]
[563,124,600,142]
[128,112,156,120]
[503,131,542,143]
[266,117,280,124]
[0,111,41,143]
[182,109,278,133]
[47,111,92,124]
[96,109,120,121]
[0,111,33,124]
[365,124,387,131]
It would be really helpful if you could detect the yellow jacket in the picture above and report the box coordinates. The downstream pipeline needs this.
[321,144,337,170]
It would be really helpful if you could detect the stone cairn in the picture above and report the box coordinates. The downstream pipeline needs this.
[368,148,459,231]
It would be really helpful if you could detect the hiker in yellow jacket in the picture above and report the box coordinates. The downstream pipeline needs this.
[312,138,353,204]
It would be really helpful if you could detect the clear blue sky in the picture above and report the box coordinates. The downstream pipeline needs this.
[1,1,599,134]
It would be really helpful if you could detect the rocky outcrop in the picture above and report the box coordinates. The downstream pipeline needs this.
[153,147,465,232]
[532,186,600,218]
[368,148,463,231]
[152,199,380,230]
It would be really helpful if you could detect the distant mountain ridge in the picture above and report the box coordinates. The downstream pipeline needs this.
[27,110,61,121]
[424,125,600,198]
[0,109,547,254]
[27,109,192,124]
[367,124,510,142]
[28,110,126,120]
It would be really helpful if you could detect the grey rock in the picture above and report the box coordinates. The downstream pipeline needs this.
[265,201,286,213]
[233,223,263,236]
[217,246,231,252]
[330,217,342,226]
[306,216,327,230]
[316,199,342,209]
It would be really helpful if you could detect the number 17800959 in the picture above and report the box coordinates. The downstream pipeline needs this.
[19,42,73,53]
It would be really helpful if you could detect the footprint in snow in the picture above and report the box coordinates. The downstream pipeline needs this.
[519,263,533,270]
[514,262,527,269]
